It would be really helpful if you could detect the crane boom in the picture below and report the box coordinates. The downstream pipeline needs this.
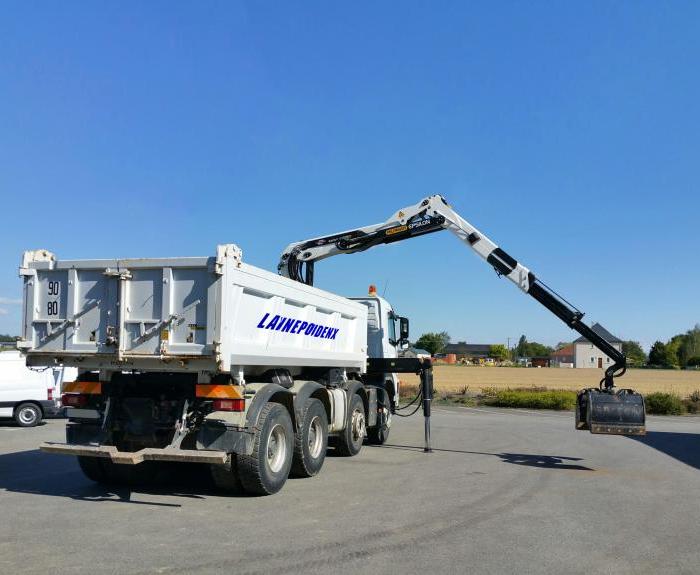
[279,195,626,390]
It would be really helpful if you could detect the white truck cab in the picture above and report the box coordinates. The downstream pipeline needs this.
[351,285,410,411]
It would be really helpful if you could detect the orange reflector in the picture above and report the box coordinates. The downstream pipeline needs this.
[196,385,243,399]
[62,381,102,395]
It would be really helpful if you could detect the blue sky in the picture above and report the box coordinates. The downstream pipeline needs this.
[0,2,698,350]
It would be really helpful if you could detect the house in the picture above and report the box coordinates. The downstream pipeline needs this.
[443,342,492,361]
[573,323,623,369]
[550,344,575,368]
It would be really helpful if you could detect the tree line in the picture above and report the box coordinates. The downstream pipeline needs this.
[413,325,700,368]
[647,325,700,368]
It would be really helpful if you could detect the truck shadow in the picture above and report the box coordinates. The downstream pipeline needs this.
[0,449,239,506]
[628,431,700,470]
[373,444,593,470]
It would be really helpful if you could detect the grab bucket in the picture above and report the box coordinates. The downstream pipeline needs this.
[576,389,646,435]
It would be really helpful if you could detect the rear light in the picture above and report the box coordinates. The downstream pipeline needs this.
[213,398,245,412]
[61,394,89,408]
[47,388,53,401]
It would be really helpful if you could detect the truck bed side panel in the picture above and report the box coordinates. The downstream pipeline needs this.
[20,246,367,374]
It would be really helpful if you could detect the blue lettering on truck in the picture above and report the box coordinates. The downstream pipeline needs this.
[256,313,339,340]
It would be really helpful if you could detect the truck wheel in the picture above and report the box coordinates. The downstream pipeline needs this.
[77,456,111,483]
[14,403,42,427]
[335,393,365,457]
[367,409,391,445]
[238,402,294,495]
[210,455,243,493]
[291,398,328,478]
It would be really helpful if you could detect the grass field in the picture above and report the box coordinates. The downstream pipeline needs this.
[400,365,700,398]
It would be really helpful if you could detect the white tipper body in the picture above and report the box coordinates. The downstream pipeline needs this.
[18,245,368,377]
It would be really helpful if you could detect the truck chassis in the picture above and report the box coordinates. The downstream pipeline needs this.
[42,360,420,495]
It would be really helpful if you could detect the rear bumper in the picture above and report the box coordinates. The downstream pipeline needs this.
[40,442,228,465]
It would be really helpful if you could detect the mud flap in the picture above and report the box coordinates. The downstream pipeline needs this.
[576,389,646,435]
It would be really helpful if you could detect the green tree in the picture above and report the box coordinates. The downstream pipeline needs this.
[555,341,571,350]
[489,344,510,362]
[622,341,647,366]
[516,335,528,357]
[679,325,700,366]
[415,331,450,355]
[666,334,685,366]
[526,342,554,357]
[648,341,672,366]
[514,335,553,357]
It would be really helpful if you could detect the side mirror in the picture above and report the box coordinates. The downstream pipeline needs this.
[399,317,410,342]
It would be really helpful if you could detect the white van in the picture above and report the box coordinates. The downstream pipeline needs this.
[0,350,77,427]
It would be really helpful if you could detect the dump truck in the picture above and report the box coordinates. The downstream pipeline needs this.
[24,195,644,496]
[24,245,408,494]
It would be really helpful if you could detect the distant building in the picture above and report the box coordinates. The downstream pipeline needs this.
[530,357,551,368]
[443,342,492,361]
[573,323,623,369]
[516,356,551,368]
[550,344,575,368]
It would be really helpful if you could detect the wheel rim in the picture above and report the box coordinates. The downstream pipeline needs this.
[351,408,365,443]
[307,416,324,459]
[267,424,287,473]
[18,407,37,425]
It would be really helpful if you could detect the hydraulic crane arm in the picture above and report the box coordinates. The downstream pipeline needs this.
[279,195,626,390]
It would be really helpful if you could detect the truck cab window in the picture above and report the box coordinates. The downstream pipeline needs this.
[387,312,397,344]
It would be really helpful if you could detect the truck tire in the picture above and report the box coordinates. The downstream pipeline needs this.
[77,456,111,483]
[238,402,294,495]
[14,402,42,427]
[367,409,391,445]
[210,455,243,493]
[291,398,328,478]
[335,393,365,457]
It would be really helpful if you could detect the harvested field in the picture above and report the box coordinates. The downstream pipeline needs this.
[400,365,700,398]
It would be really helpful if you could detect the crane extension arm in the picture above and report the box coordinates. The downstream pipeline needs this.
[279,195,626,390]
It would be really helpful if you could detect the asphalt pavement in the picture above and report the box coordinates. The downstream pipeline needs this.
[1,407,699,575]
